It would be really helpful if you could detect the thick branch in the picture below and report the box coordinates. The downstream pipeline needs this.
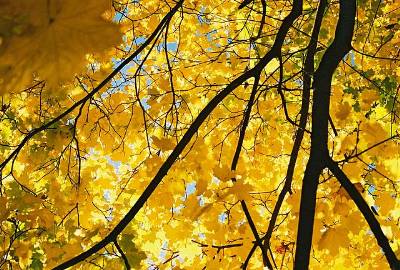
[262,0,327,252]
[237,0,326,265]
[294,0,356,269]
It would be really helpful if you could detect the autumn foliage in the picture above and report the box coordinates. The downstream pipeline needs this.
[0,0,400,269]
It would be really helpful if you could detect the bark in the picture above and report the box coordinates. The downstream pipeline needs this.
[294,0,356,268]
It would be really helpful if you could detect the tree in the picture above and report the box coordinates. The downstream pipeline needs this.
[0,0,399,269]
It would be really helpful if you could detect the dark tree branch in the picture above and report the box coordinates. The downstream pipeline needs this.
[256,0,267,39]
[229,73,272,268]
[114,240,131,270]
[241,0,327,266]
[192,240,243,251]
[238,0,255,10]
[339,133,399,162]
[294,0,356,269]
[262,0,327,253]
[326,157,400,270]
[276,55,297,127]
[240,0,305,268]
[328,114,338,137]
[231,74,259,171]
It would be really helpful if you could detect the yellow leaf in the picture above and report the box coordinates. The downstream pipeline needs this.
[228,182,253,201]
[360,121,387,145]
[337,182,364,201]
[0,197,9,222]
[196,178,208,195]
[341,211,363,234]
[317,227,349,256]
[147,87,160,96]
[335,101,352,120]
[376,192,395,216]
[213,164,235,182]
[14,241,32,268]
[61,241,83,260]
[151,136,176,151]
[0,0,121,93]
[360,90,379,110]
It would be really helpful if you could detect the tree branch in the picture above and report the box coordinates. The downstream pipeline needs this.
[262,0,327,255]
[114,240,131,270]
[294,0,356,268]
[326,157,400,270]
[230,73,272,268]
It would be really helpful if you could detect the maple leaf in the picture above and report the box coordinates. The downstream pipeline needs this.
[228,182,253,201]
[213,164,236,182]
[337,182,364,200]
[0,0,121,93]
[317,227,349,256]
[376,192,395,216]
[335,101,352,120]
[151,136,176,151]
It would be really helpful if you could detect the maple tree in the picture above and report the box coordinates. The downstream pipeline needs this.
[0,0,400,269]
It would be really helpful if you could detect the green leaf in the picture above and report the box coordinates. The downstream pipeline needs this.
[119,234,146,268]
[29,252,43,270]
